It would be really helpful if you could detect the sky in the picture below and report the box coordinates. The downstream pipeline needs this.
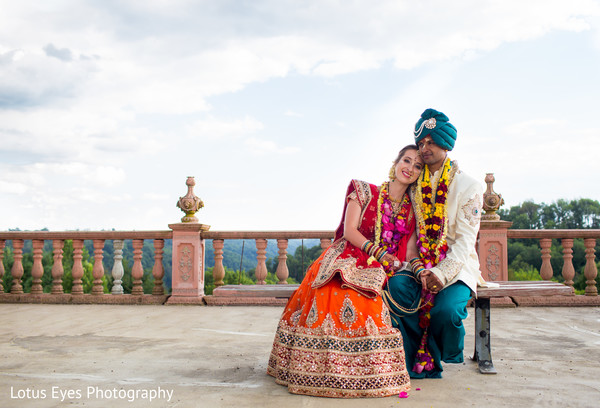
[1,0,600,232]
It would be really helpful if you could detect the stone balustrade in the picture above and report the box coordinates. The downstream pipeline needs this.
[1,227,599,303]
[201,231,334,286]
[0,176,598,305]
[506,229,600,296]
[0,231,171,304]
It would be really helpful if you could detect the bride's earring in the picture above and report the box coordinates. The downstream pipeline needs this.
[389,164,396,181]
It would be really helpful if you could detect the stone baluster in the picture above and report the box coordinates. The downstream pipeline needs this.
[255,239,268,285]
[539,239,553,281]
[92,239,105,295]
[583,238,598,296]
[212,239,225,287]
[31,239,45,294]
[561,238,575,287]
[111,240,124,295]
[10,239,24,294]
[51,240,64,294]
[152,239,165,295]
[276,239,289,284]
[131,239,144,295]
[0,239,5,293]
[71,239,84,294]
[320,238,332,252]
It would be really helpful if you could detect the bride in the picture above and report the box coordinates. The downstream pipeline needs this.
[267,145,423,398]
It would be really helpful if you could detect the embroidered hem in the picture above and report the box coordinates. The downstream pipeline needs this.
[267,317,410,398]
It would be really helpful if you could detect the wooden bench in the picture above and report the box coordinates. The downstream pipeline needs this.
[473,281,574,374]
[211,281,574,374]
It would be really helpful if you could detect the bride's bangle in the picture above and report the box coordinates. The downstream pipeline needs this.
[370,245,386,262]
[409,257,425,278]
[361,240,372,252]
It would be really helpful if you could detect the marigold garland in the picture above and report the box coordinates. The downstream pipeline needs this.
[414,157,453,269]
[412,157,455,374]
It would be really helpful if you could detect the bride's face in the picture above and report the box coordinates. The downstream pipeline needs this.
[394,149,423,184]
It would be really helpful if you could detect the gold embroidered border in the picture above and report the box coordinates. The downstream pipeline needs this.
[312,240,346,289]
[436,257,463,282]
[267,315,410,398]
[352,179,374,234]
[339,262,386,299]
[313,247,386,298]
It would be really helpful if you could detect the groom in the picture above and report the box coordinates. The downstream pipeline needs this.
[385,108,484,378]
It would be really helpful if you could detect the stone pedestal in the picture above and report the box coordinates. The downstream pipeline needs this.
[478,220,512,282]
[167,222,210,304]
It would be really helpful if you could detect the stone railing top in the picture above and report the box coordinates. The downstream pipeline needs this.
[507,229,600,239]
[0,231,173,240]
[2,229,598,242]
[201,231,335,240]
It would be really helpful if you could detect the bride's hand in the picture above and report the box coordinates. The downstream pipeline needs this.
[381,254,401,270]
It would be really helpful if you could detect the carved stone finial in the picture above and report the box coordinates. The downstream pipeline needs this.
[176,176,204,223]
[482,173,504,221]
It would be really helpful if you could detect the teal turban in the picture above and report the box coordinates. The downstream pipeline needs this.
[414,108,457,151]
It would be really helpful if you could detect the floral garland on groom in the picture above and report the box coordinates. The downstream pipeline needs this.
[409,110,459,373]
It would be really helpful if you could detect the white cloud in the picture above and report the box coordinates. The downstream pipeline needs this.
[3,1,597,115]
[143,193,169,200]
[184,116,264,140]
[284,110,303,117]
[0,180,28,194]
[244,137,301,155]
[0,162,127,195]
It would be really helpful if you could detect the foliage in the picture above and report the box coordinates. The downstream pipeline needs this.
[2,239,164,295]
[204,239,320,272]
[266,244,323,282]
[499,198,600,229]
[204,266,298,295]
[510,265,543,281]
[499,198,600,294]
[204,266,255,295]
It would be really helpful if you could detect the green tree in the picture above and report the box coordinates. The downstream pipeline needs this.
[266,244,322,282]
[501,198,600,293]
[2,246,14,292]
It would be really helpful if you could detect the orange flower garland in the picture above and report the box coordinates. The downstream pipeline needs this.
[411,157,455,374]
[414,157,453,268]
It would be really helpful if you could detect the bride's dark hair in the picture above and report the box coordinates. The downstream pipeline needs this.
[393,144,419,166]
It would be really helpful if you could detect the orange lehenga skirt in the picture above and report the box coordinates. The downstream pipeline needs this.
[267,251,410,398]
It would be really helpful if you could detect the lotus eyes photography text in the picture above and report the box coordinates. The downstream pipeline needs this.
[9,385,173,403]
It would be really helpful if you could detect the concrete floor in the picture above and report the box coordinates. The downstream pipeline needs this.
[1,304,599,408]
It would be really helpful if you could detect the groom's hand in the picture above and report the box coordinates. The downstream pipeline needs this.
[420,271,443,293]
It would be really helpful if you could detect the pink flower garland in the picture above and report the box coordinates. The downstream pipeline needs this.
[377,183,411,276]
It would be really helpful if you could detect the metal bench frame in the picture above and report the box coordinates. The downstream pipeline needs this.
[473,281,574,374]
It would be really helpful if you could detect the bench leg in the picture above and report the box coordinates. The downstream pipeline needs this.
[472,297,497,374]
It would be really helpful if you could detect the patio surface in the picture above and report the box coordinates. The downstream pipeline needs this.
[1,304,599,408]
